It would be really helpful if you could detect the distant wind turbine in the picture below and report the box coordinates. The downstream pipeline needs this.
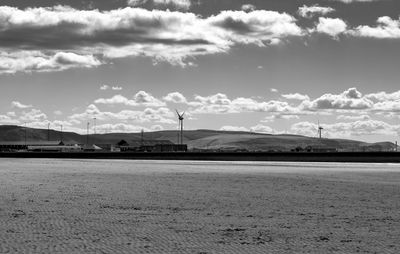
[318,120,323,139]
[176,110,185,145]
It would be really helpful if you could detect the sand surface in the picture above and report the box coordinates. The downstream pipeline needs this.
[0,159,399,253]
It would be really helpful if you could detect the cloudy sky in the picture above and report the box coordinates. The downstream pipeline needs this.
[1,0,400,142]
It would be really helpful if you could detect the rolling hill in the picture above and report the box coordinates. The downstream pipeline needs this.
[0,125,396,152]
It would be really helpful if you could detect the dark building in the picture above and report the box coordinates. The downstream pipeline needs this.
[153,144,188,152]
[0,141,64,151]
[117,140,187,152]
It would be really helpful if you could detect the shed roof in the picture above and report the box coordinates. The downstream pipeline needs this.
[0,141,64,146]
[120,140,174,147]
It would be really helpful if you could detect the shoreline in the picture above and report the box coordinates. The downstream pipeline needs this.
[0,151,399,163]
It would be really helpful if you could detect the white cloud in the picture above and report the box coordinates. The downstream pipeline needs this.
[127,0,148,7]
[337,114,371,121]
[220,126,249,132]
[95,91,165,107]
[0,6,304,73]
[133,91,166,107]
[220,124,277,134]
[282,93,310,101]
[365,90,400,101]
[291,120,400,138]
[163,92,188,103]
[208,10,303,46]
[270,88,279,93]
[241,4,256,12]
[127,0,192,10]
[153,0,191,10]
[250,124,275,133]
[298,5,335,18]
[100,85,123,91]
[188,93,302,115]
[95,123,164,133]
[329,0,379,3]
[313,17,348,37]
[19,109,48,122]
[0,114,19,124]
[69,104,175,124]
[0,51,100,74]
[351,16,400,39]
[305,87,373,110]
[11,101,32,109]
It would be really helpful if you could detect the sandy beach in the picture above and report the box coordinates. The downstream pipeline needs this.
[0,159,399,253]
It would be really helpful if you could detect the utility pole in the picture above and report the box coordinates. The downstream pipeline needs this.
[24,122,27,146]
[86,122,90,146]
[47,123,50,141]
[141,129,144,146]
[93,117,97,135]
[60,125,63,143]
[180,117,183,145]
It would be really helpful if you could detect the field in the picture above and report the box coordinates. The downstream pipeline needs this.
[0,159,399,253]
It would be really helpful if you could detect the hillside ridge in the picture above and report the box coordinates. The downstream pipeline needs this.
[0,125,396,152]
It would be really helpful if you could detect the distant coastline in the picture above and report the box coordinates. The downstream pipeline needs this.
[1,151,400,163]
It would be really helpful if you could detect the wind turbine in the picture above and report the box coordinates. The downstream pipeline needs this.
[176,110,185,145]
[318,120,323,139]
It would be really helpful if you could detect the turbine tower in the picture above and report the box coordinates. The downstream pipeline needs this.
[318,120,323,139]
[176,110,185,145]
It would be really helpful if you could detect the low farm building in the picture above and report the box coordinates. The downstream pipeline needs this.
[0,141,65,151]
[117,140,187,152]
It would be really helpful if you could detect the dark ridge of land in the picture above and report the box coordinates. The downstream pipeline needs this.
[0,125,397,152]
[1,151,400,163]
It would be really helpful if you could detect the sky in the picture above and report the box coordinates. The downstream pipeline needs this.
[0,0,400,142]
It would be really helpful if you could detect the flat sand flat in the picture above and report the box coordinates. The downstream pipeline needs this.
[0,159,399,253]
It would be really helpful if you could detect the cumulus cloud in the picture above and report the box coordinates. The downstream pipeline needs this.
[0,6,303,73]
[95,91,165,107]
[69,104,175,124]
[220,124,276,134]
[163,92,188,103]
[365,90,400,101]
[220,125,249,132]
[11,101,32,109]
[313,17,348,37]
[351,16,400,39]
[241,4,256,12]
[189,93,301,114]
[250,124,275,133]
[153,0,191,10]
[128,0,192,10]
[298,5,335,18]
[0,51,101,74]
[208,10,303,46]
[304,88,373,110]
[0,114,19,124]
[127,0,148,7]
[19,109,48,122]
[329,0,379,3]
[282,93,310,101]
[95,123,164,133]
[337,114,371,121]
[100,85,123,91]
[291,120,400,138]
